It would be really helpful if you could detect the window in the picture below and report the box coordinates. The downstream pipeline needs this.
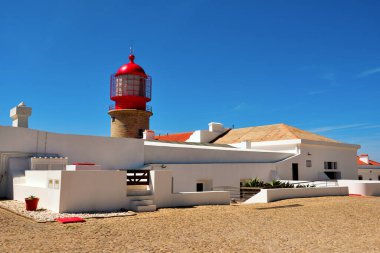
[324,162,337,170]
[358,175,363,180]
[112,117,116,122]
[378,175,380,180]
[196,183,204,192]
[306,160,312,167]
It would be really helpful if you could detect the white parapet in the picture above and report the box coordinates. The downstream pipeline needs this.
[66,165,103,171]
[243,186,349,204]
[31,157,68,170]
[338,180,380,196]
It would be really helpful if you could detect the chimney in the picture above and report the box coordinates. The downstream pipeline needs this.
[208,122,224,133]
[10,102,32,128]
[143,130,155,140]
[358,154,369,164]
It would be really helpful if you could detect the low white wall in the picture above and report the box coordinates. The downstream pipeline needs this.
[152,163,276,193]
[151,170,230,208]
[59,171,127,213]
[244,187,349,204]
[172,191,230,207]
[338,180,380,196]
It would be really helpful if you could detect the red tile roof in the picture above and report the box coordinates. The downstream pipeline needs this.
[357,156,380,166]
[155,132,193,142]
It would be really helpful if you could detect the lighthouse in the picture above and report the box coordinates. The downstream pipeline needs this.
[108,53,153,138]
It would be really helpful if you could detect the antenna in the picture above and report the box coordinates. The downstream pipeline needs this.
[129,40,134,54]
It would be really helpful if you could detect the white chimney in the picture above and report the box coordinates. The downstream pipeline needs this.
[358,154,369,164]
[10,102,32,128]
[143,130,155,140]
[208,122,224,133]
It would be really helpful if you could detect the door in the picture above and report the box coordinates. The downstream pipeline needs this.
[292,163,299,180]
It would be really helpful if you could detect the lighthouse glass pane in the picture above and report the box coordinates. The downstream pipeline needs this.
[113,74,147,97]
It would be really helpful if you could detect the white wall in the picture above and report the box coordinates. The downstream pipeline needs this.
[338,180,380,196]
[0,126,144,198]
[144,142,293,164]
[14,171,62,212]
[0,126,144,169]
[358,168,380,181]
[151,170,230,208]
[244,187,349,204]
[276,142,358,181]
[14,170,128,213]
[59,171,127,213]
[151,163,276,193]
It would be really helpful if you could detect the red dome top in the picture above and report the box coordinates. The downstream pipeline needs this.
[115,54,147,77]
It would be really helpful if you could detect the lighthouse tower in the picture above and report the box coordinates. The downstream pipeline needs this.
[108,53,152,138]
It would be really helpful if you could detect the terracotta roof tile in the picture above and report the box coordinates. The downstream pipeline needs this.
[155,132,193,142]
[213,123,339,144]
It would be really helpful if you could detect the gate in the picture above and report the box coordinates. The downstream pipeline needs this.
[126,170,150,185]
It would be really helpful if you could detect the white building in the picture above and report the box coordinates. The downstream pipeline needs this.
[0,118,361,213]
[357,154,380,181]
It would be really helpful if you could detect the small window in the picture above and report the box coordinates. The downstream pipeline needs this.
[324,161,337,170]
[358,175,363,180]
[378,175,380,180]
[306,160,312,167]
[369,178,372,181]
[196,183,204,192]
[138,129,144,138]
[112,117,116,122]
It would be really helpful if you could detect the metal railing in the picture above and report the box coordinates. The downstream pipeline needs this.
[108,104,153,113]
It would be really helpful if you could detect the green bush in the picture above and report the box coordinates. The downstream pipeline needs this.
[242,177,265,187]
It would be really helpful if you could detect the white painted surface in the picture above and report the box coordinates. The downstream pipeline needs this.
[14,170,128,213]
[0,126,144,169]
[59,171,127,213]
[358,168,380,181]
[338,180,380,196]
[66,165,103,171]
[14,171,62,212]
[244,187,349,204]
[358,154,369,164]
[152,163,276,193]
[275,141,359,181]
[151,170,230,208]
[145,142,293,164]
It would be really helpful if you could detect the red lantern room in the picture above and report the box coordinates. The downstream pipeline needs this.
[110,54,152,110]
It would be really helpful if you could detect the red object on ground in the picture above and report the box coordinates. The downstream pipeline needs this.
[25,198,39,211]
[55,217,86,223]
[349,194,362,197]
[72,162,96,166]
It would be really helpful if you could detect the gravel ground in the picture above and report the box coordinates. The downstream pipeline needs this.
[0,196,379,252]
[0,200,135,222]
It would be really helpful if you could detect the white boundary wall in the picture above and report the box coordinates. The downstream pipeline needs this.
[244,187,349,204]
[338,180,380,196]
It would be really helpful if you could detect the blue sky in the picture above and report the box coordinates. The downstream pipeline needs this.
[1,0,379,160]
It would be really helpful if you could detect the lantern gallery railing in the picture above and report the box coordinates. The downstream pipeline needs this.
[109,104,153,113]
[110,74,152,100]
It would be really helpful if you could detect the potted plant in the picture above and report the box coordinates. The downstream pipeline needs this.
[25,195,39,211]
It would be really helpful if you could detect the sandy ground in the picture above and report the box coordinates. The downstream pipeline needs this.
[0,196,379,253]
